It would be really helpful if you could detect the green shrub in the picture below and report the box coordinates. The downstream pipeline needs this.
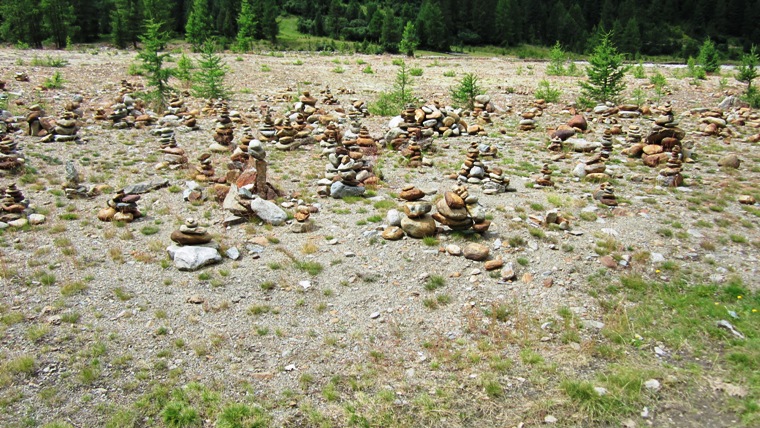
[534,79,561,103]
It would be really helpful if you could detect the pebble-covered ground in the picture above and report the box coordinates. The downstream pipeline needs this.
[0,47,759,427]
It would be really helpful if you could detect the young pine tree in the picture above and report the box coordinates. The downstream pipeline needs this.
[192,44,229,100]
[579,31,629,104]
[450,72,484,110]
[137,19,174,101]
[235,0,258,52]
[546,41,567,76]
[398,21,419,57]
[185,0,213,51]
[697,38,721,73]
[736,45,759,107]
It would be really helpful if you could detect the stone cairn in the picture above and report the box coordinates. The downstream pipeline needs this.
[210,105,234,151]
[63,160,98,198]
[273,118,303,151]
[450,146,510,194]
[0,183,28,223]
[546,136,563,152]
[624,125,642,146]
[697,109,730,137]
[433,186,491,233]
[551,114,588,144]
[535,164,555,187]
[155,128,188,170]
[348,99,369,117]
[26,106,47,137]
[15,72,29,82]
[194,153,220,183]
[98,190,142,223]
[622,102,686,167]
[0,134,24,173]
[41,111,79,142]
[317,144,372,199]
[657,146,684,187]
[167,218,222,271]
[385,102,479,149]
[382,185,490,240]
[318,122,342,156]
[320,88,339,105]
[171,218,213,245]
[593,183,618,207]
[402,136,424,167]
[518,110,538,131]
[258,113,276,141]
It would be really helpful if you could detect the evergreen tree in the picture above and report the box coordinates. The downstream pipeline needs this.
[737,45,759,91]
[111,0,142,48]
[697,38,721,73]
[380,10,401,53]
[260,0,279,43]
[546,41,567,76]
[417,0,448,51]
[399,21,419,57]
[185,0,213,51]
[142,0,174,35]
[137,19,174,101]
[193,44,229,99]
[0,0,45,48]
[450,72,484,110]
[236,0,258,51]
[580,31,630,103]
[41,0,79,48]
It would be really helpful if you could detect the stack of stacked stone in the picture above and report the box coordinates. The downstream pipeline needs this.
[171,218,213,246]
[0,134,24,173]
[320,88,339,105]
[291,203,316,233]
[97,190,142,223]
[394,185,435,239]
[258,113,276,141]
[41,111,78,142]
[273,118,307,151]
[624,125,642,146]
[297,91,318,117]
[26,106,46,137]
[657,146,684,187]
[518,110,537,131]
[0,183,28,223]
[210,105,234,151]
[432,186,491,233]
[318,123,342,156]
[472,141,498,159]
[155,128,188,170]
[451,147,510,194]
[618,104,642,119]
[15,72,28,82]
[317,145,373,199]
[623,102,686,167]
[593,183,619,207]
[167,218,222,271]
[195,153,219,182]
[535,164,554,187]
[401,137,424,167]
[230,127,255,166]
[697,110,729,137]
[348,99,369,117]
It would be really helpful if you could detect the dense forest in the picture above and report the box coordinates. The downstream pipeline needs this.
[1,0,759,58]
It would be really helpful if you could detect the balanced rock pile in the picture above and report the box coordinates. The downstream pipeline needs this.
[385,185,435,239]
[317,144,374,199]
[518,110,538,131]
[593,183,618,206]
[657,146,684,187]
[432,186,491,233]
[167,218,222,271]
[155,128,188,169]
[348,99,369,117]
[194,153,221,183]
[386,102,477,143]
[210,105,234,151]
[623,102,686,167]
[0,183,46,227]
[551,114,588,142]
[535,163,555,187]
[44,111,79,142]
[222,182,287,226]
[451,147,510,194]
[696,109,730,137]
[0,134,24,173]
[98,190,142,223]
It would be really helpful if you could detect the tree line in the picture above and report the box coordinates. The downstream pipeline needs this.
[1,0,759,57]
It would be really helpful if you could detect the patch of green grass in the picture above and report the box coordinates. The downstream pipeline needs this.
[248,305,271,316]
[113,287,133,301]
[140,225,160,235]
[424,275,445,291]
[422,236,439,247]
[294,260,323,276]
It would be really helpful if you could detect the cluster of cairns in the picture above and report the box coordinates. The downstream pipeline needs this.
[0,134,24,173]
[167,218,224,271]
[94,82,156,129]
[317,140,376,199]
[450,145,510,194]
[342,123,376,148]
[154,128,188,170]
[0,183,45,227]
[592,102,647,120]
[622,102,687,168]
[320,88,339,105]
[385,101,483,149]
[696,109,732,137]
[381,185,490,240]
[97,190,142,223]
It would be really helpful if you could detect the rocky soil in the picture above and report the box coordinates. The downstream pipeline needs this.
[0,47,758,427]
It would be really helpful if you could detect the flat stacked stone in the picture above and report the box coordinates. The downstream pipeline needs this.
[355,125,375,147]
[318,122,342,156]
[349,99,369,117]
[26,106,46,136]
[98,190,142,222]
[48,111,78,142]
[625,125,642,146]
[156,128,188,170]
[318,145,370,199]
[63,160,98,198]
[600,129,614,160]
[535,163,554,187]
[171,218,213,245]
[640,102,686,167]
[698,109,729,137]
[618,104,642,119]
[402,138,423,167]
[657,146,684,187]
[258,113,276,141]
[0,134,24,173]
[546,135,563,152]
[320,88,339,105]
[518,110,536,131]
[593,183,618,207]
[273,118,302,150]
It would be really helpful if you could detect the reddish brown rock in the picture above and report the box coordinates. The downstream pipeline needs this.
[567,114,588,131]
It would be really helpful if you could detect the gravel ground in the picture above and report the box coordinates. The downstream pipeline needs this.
[0,48,758,427]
